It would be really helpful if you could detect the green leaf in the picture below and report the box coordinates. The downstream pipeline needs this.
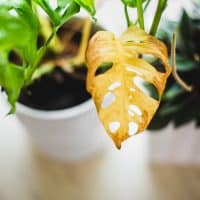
[57,0,72,8]
[179,10,193,53]
[0,0,39,64]
[158,103,184,117]
[0,0,39,111]
[33,0,61,25]
[163,84,184,100]
[179,10,191,40]
[176,55,198,71]
[33,0,81,26]
[0,10,30,49]
[121,0,146,7]
[74,0,95,16]
[61,2,80,25]
[57,0,94,25]
[0,52,25,113]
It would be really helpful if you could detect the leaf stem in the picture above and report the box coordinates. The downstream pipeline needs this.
[124,5,131,27]
[171,33,193,92]
[24,27,58,85]
[136,0,145,30]
[134,0,151,25]
[150,0,167,36]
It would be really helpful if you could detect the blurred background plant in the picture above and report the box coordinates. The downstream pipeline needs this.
[149,0,200,130]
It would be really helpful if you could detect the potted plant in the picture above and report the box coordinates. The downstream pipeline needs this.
[0,0,109,162]
[148,5,200,164]
[0,0,184,161]
[16,16,108,162]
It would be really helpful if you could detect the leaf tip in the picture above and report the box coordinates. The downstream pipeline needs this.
[7,104,16,115]
[115,141,122,150]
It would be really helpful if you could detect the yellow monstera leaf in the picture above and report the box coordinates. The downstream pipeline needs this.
[86,26,171,149]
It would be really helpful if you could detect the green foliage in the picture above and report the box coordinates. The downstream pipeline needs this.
[74,0,95,16]
[121,0,146,8]
[0,52,25,113]
[33,0,95,26]
[0,0,39,112]
[149,10,200,130]
[121,0,168,35]
[33,0,80,26]
[0,0,96,112]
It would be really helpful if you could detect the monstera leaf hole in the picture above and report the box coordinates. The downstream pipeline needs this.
[8,50,23,66]
[152,58,167,73]
[8,9,18,17]
[95,62,113,76]
[134,76,160,101]
[109,121,121,134]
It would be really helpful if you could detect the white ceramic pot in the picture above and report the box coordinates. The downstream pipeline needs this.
[148,122,200,165]
[16,100,108,162]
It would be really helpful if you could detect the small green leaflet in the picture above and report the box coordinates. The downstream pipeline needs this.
[58,0,95,16]
[74,0,95,16]
[33,0,95,26]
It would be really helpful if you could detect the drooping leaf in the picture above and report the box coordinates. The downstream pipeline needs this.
[86,26,171,148]
[0,52,25,113]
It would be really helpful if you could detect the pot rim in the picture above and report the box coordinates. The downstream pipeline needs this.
[16,99,94,120]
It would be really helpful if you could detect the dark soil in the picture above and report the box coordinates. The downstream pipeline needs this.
[19,67,90,110]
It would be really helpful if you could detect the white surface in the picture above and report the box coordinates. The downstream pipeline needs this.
[148,123,200,165]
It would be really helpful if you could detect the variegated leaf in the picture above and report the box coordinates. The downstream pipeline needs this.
[86,26,171,148]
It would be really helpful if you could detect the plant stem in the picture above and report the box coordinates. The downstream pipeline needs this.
[134,0,151,25]
[40,17,63,53]
[24,27,58,85]
[150,0,167,36]
[171,33,193,92]
[136,0,145,30]
[124,5,131,27]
